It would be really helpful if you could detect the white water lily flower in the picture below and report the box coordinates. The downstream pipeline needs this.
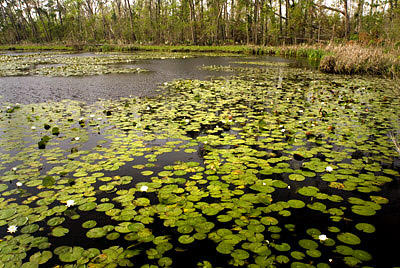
[89,114,95,118]
[325,166,333,172]
[279,125,283,128]
[7,225,17,233]
[299,110,304,113]
[140,185,148,192]
[329,259,333,262]
[31,126,36,130]
[185,119,190,123]
[97,117,103,120]
[287,185,291,189]
[79,117,84,121]
[262,182,266,186]
[12,167,17,171]
[74,137,80,141]
[319,234,328,241]
[66,200,75,207]
[16,182,23,187]
[281,129,286,133]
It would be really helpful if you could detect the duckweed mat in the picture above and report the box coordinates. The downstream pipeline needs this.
[0,61,399,268]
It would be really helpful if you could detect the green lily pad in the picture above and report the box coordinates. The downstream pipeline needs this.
[0,208,16,220]
[352,249,372,261]
[82,220,97,228]
[337,232,361,245]
[289,174,305,181]
[299,239,318,250]
[58,247,84,262]
[86,227,108,238]
[29,251,52,264]
[47,217,65,227]
[288,199,306,209]
[178,235,194,244]
[355,223,375,233]
[52,226,69,237]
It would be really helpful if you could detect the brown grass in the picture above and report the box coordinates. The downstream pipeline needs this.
[319,43,400,77]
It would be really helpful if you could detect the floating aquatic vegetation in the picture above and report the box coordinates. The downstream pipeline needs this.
[0,52,194,77]
[0,59,399,267]
[233,61,290,67]
[33,65,147,77]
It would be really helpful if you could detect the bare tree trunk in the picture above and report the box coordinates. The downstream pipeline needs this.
[188,0,197,44]
[285,0,289,42]
[32,0,51,41]
[279,0,283,43]
[124,0,137,42]
[253,0,259,44]
[24,1,39,41]
[343,0,350,38]
[355,0,364,32]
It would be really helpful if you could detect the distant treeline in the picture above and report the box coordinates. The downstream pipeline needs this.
[0,0,399,46]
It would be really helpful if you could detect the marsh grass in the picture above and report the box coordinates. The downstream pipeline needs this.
[0,44,73,51]
[319,44,400,77]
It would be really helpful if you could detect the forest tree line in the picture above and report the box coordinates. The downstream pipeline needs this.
[0,0,399,45]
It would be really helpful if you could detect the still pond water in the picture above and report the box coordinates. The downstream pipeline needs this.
[0,51,399,268]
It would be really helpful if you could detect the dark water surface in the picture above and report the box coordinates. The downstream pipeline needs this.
[0,52,399,267]
[0,54,293,104]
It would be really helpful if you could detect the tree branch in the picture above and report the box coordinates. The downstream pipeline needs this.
[314,3,345,15]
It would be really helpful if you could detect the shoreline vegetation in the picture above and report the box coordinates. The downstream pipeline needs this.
[1,43,399,78]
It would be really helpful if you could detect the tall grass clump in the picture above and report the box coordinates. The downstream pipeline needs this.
[319,44,400,77]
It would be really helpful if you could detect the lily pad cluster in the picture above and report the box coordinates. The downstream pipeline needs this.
[0,59,399,267]
[0,52,192,77]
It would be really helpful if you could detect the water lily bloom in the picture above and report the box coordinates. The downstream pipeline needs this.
[281,129,286,133]
[325,166,333,172]
[287,186,291,189]
[16,182,23,187]
[74,137,80,141]
[319,234,328,241]
[89,114,95,118]
[79,117,84,121]
[12,167,17,171]
[66,200,75,207]
[140,185,148,192]
[31,126,36,130]
[7,225,17,233]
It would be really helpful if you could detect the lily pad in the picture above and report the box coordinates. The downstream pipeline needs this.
[337,232,361,245]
